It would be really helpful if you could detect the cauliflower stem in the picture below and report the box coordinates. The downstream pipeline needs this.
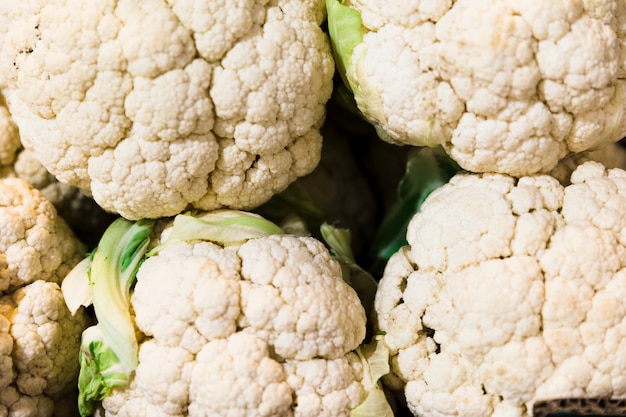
[351,335,394,417]
[147,210,285,255]
[71,218,154,417]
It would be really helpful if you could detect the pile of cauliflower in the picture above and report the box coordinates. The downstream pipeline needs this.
[4,0,626,417]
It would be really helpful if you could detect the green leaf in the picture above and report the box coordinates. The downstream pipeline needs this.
[321,224,378,332]
[326,0,390,142]
[326,0,364,93]
[147,210,284,255]
[77,217,154,416]
[78,327,129,417]
[351,335,394,417]
[91,218,153,371]
[320,223,356,264]
[368,147,461,277]
[61,257,93,315]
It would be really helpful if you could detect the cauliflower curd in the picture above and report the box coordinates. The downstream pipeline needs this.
[329,0,626,176]
[0,0,334,220]
[0,177,90,417]
[101,235,368,417]
[63,211,374,417]
[374,161,626,416]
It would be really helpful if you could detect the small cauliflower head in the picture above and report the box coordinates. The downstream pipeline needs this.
[0,280,90,417]
[101,233,367,417]
[374,161,626,416]
[330,0,626,176]
[0,177,89,416]
[0,177,87,293]
[0,0,334,220]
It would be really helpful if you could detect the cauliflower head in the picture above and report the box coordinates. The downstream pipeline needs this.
[0,177,87,293]
[90,231,368,417]
[374,161,626,416]
[0,0,334,220]
[0,280,90,417]
[65,212,372,417]
[329,0,626,176]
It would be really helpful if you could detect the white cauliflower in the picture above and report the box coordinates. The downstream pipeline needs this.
[11,149,119,246]
[106,235,366,417]
[0,90,117,246]
[0,177,91,417]
[374,161,626,416]
[0,0,334,220]
[0,177,86,292]
[0,90,20,178]
[64,211,375,417]
[0,281,90,417]
[328,0,626,176]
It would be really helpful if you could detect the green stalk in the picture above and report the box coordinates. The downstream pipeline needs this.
[90,217,153,373]
[77,217,154,416]
[147,210,283,255]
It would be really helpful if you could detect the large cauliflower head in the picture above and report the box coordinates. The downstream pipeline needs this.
[100,232,368,417]
[0,0,334,220]
[374,161,626,416]
[331,0,626,176]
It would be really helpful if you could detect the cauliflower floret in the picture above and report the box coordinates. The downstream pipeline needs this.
[130,242,242,354]
[283,354,365,416]
[0,315,13,390]
[0,0,334,220]
[0,280,90,417]
[101,341,194,417]
[236,235,367,360]
[0,178,86,292]
[0,91,20,177]
[98,230,368,417]
[0,178,90,417]
[189,333,293,417]
[332,0,626,176]
[374,161,626,416]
